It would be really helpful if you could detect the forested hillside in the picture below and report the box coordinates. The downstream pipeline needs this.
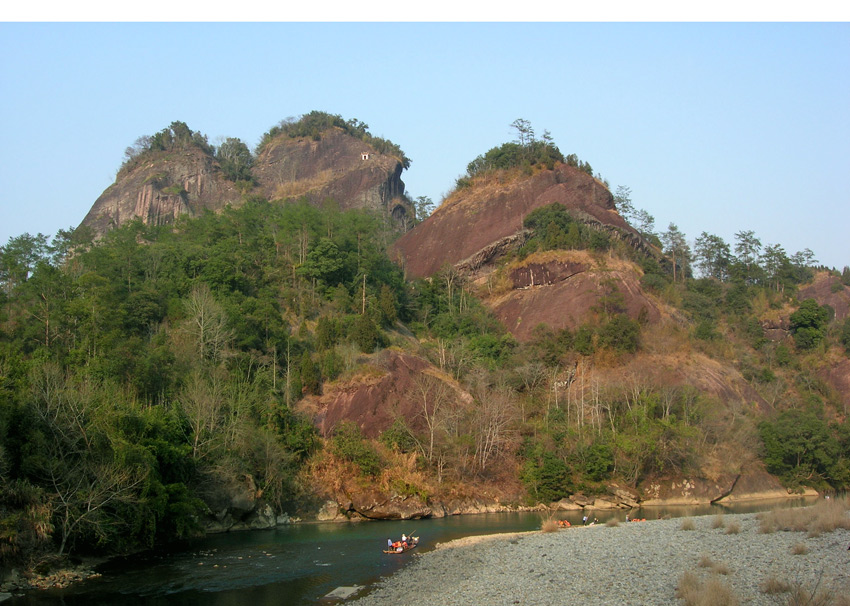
[2,118,850,575]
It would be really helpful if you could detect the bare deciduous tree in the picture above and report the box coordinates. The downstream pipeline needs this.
[182,283,233,364]
[471,386,517,474]
[28,365,145,556]
[178,369,226,460]
[410,373,456,478]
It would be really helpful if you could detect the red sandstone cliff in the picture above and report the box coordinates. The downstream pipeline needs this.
[80,127,412,237]
[80,147,240,236]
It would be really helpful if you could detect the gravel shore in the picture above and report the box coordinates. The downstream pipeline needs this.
[350,513,850,606]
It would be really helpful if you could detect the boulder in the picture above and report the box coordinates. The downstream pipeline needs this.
[347,489,432,520]
[552,498,582,511]
[317,500,344,521]
[714,469,819,503]
[639,475,738,505]
[607,483,641,508]
[569,493,593,508]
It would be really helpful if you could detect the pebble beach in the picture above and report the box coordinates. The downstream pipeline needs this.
[350,512,850,606]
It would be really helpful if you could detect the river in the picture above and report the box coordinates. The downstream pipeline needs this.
[6,497,818,606]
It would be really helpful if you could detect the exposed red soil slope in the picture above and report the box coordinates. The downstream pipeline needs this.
[392,163,631,279]
[819,353,850,416]
[798,271,850,322]
[481,251,661,341]
[297,349,470,439]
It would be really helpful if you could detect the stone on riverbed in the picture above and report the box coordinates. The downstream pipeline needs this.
[325,585,363,599]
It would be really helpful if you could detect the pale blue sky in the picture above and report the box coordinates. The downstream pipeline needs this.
[1,22,848,269]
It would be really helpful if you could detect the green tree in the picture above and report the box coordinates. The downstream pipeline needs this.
[693,232,732,281]
[299,238,345,288]
[521,444,570,504]
[634,209,657,242]
[0,232,50,291]
[215,137,254,183]
[734,230,762,284]
[583,442,615,481]
[613,185,634,223]
[598,315,640,353]
[351,313,382,353]
[840,318,850,352]
[759,409,840,488]
[414,196,435,222]
[378,284,398,326]
[331,421,382,477]
[662,223,690,283]
[299,352,321,396]
[760,243,788,291]
[510,118,535,148]
[790,298,831,350]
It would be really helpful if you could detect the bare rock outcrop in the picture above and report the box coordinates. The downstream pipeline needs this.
[81,148,240,236]
[344,488,433,520]
[198,471,291,532]
[252,127,411,223]
[639,466,816,506]
[80,127,412,237]
[483,251,662,341]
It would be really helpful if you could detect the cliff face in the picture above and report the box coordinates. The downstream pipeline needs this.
[252,127,410,221]
[484,251,662,341]
[391,163,634,279]
[80,127,412,237]
[81,148,240,236]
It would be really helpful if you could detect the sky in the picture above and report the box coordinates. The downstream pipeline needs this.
[1,17,849,270]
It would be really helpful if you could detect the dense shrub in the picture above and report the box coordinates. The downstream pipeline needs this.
[759,409,842,488]
[598,315,640,353]
[331,421,382,477]
[790,299,831,350]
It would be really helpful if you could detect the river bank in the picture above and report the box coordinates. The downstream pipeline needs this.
[350,508,850,606]
[0,560,103,600]
[0,496,834,604]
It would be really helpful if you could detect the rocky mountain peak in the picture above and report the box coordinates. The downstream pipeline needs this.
[79,118,413,238]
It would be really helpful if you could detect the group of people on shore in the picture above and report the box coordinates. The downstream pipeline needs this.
[556,515,649,528]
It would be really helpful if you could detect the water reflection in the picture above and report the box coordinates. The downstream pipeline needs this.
[6,496,820,606]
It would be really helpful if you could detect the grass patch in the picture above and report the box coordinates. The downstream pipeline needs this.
[712,514,726,529]
[760,573,850,606]
[725,520,741,535]
[787,584,839,606]
[681,518,696,531]
[697,555,731,575]
[791,542,809,555]
[760,575,793,595]
[757,496,850,536]
[605,518,620,527]
[540,518,559,533]
[676,571,739,606]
